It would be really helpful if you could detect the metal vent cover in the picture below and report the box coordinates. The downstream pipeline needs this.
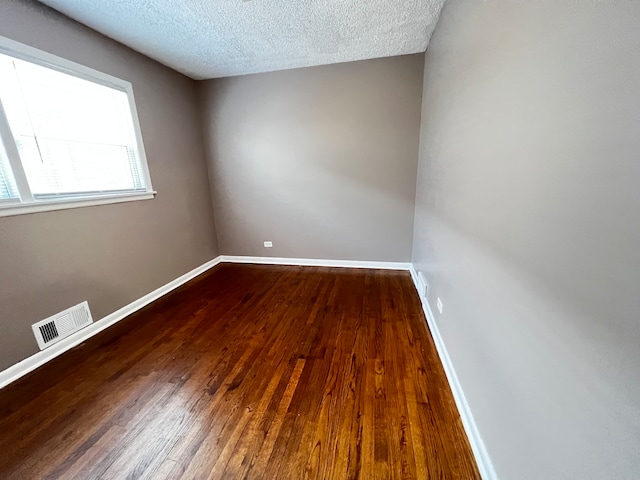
[32,301,93,350]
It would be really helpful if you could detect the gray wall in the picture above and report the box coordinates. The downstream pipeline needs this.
[199,55,423,262]
[0,0,219,371]
[412,1,640,478]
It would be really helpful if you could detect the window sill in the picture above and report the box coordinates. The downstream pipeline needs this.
[0,191,156,218]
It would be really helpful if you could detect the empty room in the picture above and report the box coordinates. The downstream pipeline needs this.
[1,0,639,478]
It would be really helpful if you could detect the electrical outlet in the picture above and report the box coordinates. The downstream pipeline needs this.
[263,241,273,248]
[436,297,443,314]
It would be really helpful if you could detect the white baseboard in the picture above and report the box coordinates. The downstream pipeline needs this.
[0,256,223,390]
[0,255,409,389]
[220,255,411,271]
[409,265,497,480]
[0,255,411,388]
[0,257,495,476]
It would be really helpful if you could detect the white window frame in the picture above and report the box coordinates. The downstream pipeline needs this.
[0,36,155,218]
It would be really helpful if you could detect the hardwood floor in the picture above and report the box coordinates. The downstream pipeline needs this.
[0,264,479,479]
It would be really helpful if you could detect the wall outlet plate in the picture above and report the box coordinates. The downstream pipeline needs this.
[263,241,273,248]
[436,297,443,314]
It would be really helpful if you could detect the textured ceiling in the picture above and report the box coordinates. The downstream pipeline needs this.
[38,0,445,80]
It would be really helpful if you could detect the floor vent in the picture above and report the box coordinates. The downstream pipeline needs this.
[32,301,93,350]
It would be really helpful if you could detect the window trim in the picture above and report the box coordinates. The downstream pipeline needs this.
[0,35,155,217]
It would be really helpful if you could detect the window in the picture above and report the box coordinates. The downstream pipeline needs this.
[0,36,154,217]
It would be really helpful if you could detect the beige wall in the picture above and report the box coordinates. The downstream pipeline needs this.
[412,0,640,478]
[199,55,423,262]
[0,0,219,370]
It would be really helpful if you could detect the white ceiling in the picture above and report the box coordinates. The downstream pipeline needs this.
[38,0,445,80]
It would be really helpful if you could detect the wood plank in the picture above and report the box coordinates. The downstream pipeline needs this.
[0,264,480,479]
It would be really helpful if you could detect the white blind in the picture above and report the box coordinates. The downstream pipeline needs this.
[0,53,147,199]
[0,141,18,202]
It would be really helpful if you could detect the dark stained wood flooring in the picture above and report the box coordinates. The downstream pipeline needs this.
[0,264,479,479]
